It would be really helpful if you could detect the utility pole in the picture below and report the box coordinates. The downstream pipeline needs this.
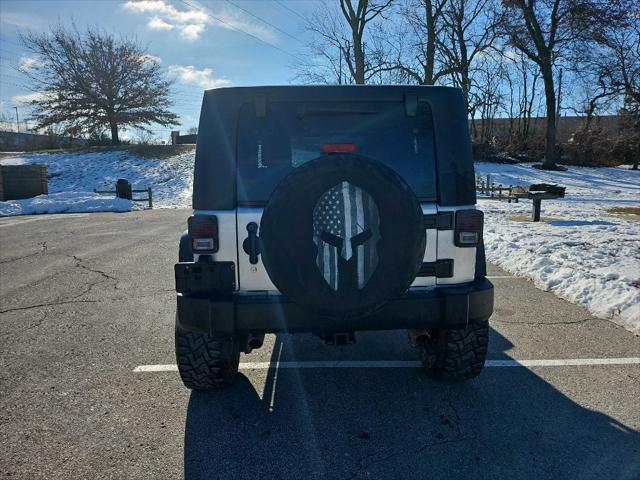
[13,106,20,133]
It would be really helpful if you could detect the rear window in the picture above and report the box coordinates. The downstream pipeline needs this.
[237,101,437,204]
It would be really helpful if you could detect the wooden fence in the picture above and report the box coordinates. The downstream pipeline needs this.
[475,174,521,203]
[0,164,48,201]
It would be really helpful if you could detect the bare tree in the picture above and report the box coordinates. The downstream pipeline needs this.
[438,0,500,116]
[500,0,612,169]
[20,25,177,145]
[393,0,452,85]
[297,0,394,84]
[601,10,640,169]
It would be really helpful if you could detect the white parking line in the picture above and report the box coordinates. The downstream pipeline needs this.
[133,357,640,372]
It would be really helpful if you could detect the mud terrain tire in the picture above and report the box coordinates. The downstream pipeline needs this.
[175,323,240,390]
[418,317,489,380]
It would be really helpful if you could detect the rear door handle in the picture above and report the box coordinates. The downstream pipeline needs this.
[242,222,261,264]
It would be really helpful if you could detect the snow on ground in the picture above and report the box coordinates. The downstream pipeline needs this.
[475,162,640,334]
[0,192,132,216]
[0,148,194,213]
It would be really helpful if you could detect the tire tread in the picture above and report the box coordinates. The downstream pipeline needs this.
[175,325,240,390]
[419,318,489,381]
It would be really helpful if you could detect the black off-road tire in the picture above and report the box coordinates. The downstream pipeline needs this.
[417,317,489,381]
[175,324,240,390]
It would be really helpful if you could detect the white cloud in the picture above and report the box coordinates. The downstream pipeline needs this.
[124,0,208,40]
[179,23,205,41]
[168,65,230,90]
[208,7,278,44]
[19,55,37,71]
[12,92,54,104]
[147,16,174,30]
[124,0,278,43]
[124,0,208,24]
[138,53,162,63]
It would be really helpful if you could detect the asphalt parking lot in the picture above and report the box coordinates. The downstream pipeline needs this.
[1,209,639,480]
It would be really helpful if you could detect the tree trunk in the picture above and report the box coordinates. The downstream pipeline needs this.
[541,64,557,169]
[424,1,435,85]
[353,34,365,84]
[110,121,120,146]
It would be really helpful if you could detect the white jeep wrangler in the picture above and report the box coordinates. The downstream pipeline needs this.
[175,86,494,390]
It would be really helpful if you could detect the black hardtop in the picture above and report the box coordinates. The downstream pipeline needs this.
[193,85,475,210]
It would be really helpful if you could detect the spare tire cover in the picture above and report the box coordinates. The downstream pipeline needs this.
[259,154,425,318]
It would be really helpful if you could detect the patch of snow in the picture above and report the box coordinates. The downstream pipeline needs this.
[476,162,640,334]
[0,192,132,216]
[1,149,194,209]
[475,162,639,200]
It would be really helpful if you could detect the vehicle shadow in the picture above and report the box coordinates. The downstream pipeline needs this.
[184,329,639,480]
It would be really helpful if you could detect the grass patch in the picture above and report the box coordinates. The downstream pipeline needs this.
[0,152,19,161]
[607,206,640,223]
[607,206,640,216]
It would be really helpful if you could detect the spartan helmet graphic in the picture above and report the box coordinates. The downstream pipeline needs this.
[312,181,381,291]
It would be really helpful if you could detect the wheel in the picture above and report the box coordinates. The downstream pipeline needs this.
[416,318,489,381]
[175,323,240,390]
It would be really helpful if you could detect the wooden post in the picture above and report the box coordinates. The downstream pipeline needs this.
[39,164,48,195]
[532,198,542,222]
[148,187,153,209]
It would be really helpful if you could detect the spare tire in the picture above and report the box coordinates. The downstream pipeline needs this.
[259,154,425,319]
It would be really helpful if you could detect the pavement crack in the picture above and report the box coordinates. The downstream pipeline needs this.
[0,242,48,264]
[68,255,117,280]
[0,299,97,315]
[0,310,49,338]
[443,395,462,437]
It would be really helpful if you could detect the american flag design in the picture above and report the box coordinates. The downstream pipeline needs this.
[312,181,380,291]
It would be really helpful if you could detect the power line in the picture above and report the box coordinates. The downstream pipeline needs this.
[222,0,303,44]
[274,0,307,21]
[178,0,305,61]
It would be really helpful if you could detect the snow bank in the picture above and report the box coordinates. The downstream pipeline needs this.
[475,161,638,201]
[0,148,194,210]
[476,162,640,334]
[0,192,132,216]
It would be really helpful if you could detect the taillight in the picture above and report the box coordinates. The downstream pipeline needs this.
[322,143,357,154]
[188,215,219,253]
[454,209,483,247]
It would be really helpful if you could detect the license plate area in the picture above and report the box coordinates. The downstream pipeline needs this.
[175,262,236,294]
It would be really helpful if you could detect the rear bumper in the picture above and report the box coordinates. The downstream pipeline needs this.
[176,278,494,336]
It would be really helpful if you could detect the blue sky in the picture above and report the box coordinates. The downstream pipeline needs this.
[0,0,316,140]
